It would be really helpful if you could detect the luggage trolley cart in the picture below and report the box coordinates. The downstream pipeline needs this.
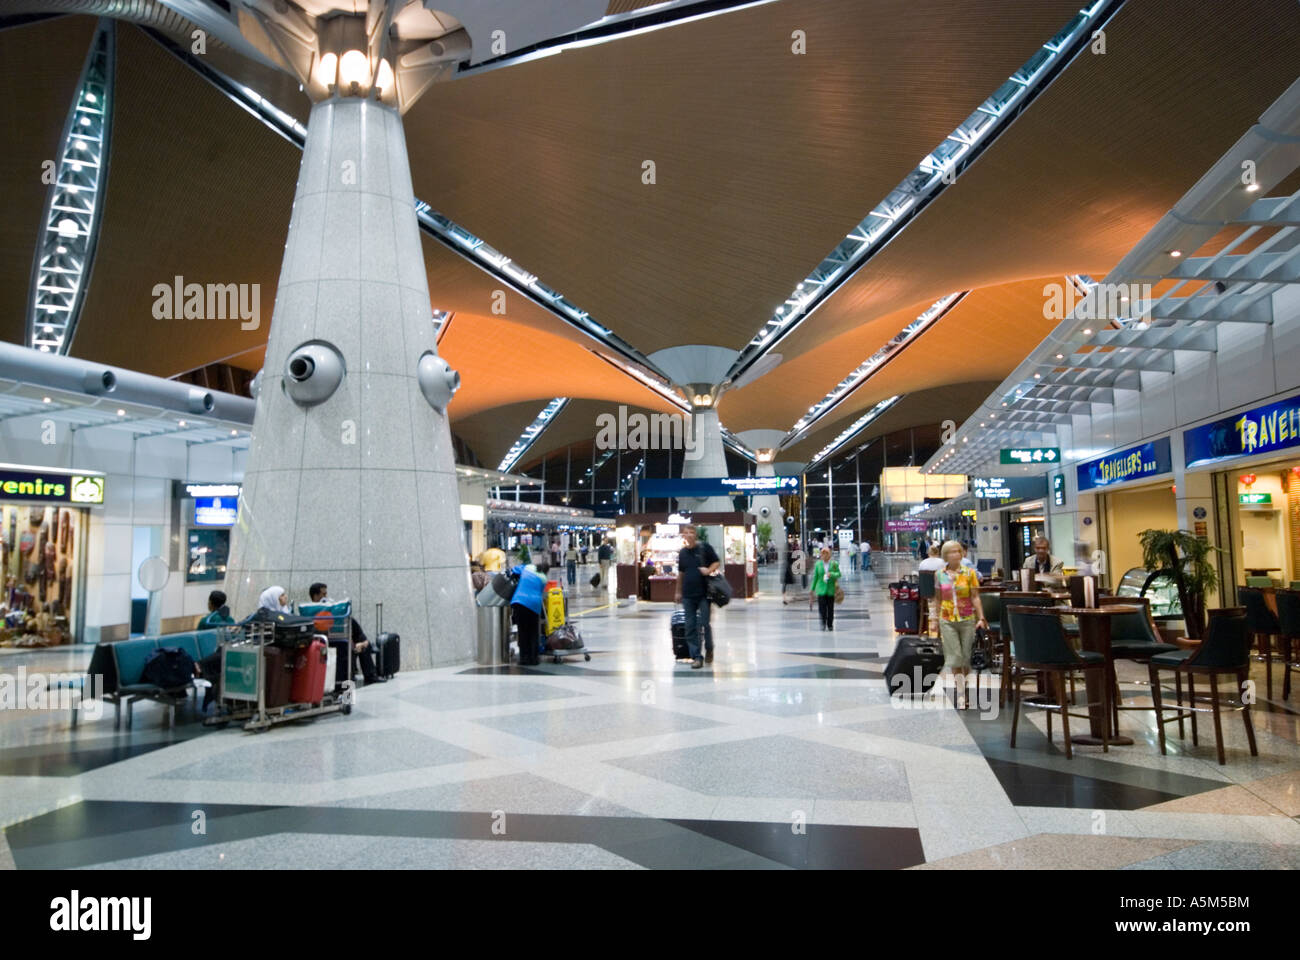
[543,583,591,664]
[206,615,354,732]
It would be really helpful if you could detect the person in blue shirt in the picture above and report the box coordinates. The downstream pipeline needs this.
[511,563,548,666]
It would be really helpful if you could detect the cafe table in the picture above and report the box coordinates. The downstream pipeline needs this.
[1045,605,1140,746]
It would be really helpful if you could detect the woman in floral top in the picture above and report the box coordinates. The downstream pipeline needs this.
[933,539,987,708]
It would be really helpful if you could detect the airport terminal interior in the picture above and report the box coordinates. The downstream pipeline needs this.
[2,0,1300,873]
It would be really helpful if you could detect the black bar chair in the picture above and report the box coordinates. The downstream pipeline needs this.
[999,593,1061,707]
[1239,587,1281,698]
[1098,596,1179,731]
[1272,589,1300,701]
[1005,606,1110,760]
[1148,610,1258,765]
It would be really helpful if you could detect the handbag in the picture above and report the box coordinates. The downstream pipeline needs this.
[834,583,845,605]
[971,624,989,671]
[707,573,732,607]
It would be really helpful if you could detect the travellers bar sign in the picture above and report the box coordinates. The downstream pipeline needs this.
[638,476,800,498]
[1077,437,1172,491]
[1183,392,1300,467]
[0,466,105,505]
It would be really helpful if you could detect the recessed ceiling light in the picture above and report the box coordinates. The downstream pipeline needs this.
[1169,250,1181,258]
[1055,354,1064,359]
[1083,328,1092,336]
[1033,374,1041,379]
[178,420,186,427]
[42,397,51,403]
[1245,183,1259,192]
[116,409,125,416]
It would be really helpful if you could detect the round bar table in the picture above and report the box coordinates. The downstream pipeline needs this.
[1050,606,1139,746]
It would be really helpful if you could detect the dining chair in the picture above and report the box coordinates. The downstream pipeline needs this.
[1005,606,1109,760]
[1239,587,1281,698]
[1097,596,1180,732]
[1272,589,1300,701]
[1148,611,1257,765]
[996,592,1058,707]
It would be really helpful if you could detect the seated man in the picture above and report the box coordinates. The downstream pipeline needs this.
[1023,536,1064,576]
[307,582,383,686]
[194,590,234,709]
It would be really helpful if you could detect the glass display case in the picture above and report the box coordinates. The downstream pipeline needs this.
[1114,566,1183,617]
[615,524,638,566]
[723,525,747,566]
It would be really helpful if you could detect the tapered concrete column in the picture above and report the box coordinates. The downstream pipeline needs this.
[225,97,473,668]
[680,406,732,513]
[735,429,788,579]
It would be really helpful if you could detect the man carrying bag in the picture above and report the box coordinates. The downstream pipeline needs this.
[674,524,720,669]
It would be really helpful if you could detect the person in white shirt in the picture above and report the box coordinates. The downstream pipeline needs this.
[860,540,871,571]
[918,545,944,574]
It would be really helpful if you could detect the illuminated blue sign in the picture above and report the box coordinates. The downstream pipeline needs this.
[1183,392,1300,467]
[1077,437,1172,491]
[638,476,800,498]
[194,496,238,527]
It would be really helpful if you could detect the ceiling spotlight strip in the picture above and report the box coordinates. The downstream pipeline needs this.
[140,27,669,384]
[806,396,902,468]
[728,0,1120,382]
[27,19,115,354]
[784,291,966,447]
[498,397,569,472]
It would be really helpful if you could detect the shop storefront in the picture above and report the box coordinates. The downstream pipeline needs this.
[613,511,756,601]
[0,465,103,646]
[1184,392,1300,595]
[1079,438,1176,588]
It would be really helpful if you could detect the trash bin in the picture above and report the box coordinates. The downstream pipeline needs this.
[476,604,512,665]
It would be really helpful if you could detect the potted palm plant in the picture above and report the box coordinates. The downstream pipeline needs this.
[1137,529,1219,640]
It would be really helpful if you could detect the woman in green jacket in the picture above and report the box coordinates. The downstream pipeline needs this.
[811,547,841,630]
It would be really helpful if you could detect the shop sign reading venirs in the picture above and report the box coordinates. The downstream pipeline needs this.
[0,466,104,505]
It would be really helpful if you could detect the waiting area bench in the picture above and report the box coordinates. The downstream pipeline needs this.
[81,629,224,728]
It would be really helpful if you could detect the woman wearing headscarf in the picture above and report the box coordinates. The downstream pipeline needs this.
[257,585,291,614]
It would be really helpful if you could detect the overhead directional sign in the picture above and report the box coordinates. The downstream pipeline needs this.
[638,476,800,499]
[1000,447,1060,465]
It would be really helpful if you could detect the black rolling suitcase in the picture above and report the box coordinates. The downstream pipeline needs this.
[884,636,944,697]
[893,598,919,633]
[669,609,690,660]
[373,602,400,679]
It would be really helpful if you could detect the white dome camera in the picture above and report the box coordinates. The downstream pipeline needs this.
[283,341,345,406]
[417,351,460,414]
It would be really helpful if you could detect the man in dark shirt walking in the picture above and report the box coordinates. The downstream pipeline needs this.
[674,524,721,669]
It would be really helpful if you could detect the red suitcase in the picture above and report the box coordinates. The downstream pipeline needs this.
[291,638,328,705]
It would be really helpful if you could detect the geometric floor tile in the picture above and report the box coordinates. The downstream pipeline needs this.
[471,701,720,748]
[154,729,483,783]
[607,734,911,802]
[1140,783,1293,816]
[913,833,1197,870]
[1239,770,1300,817]
[80,833,645,870]
[322,772,641,818]
[396,679,587,712]
[675,683,887,717]
[1121,840,1300,870]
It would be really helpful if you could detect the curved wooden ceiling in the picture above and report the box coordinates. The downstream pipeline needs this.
[733,0,1300,437]
[437,310,681,419]
[4,2,1299,470]
[403,0,1082,354]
